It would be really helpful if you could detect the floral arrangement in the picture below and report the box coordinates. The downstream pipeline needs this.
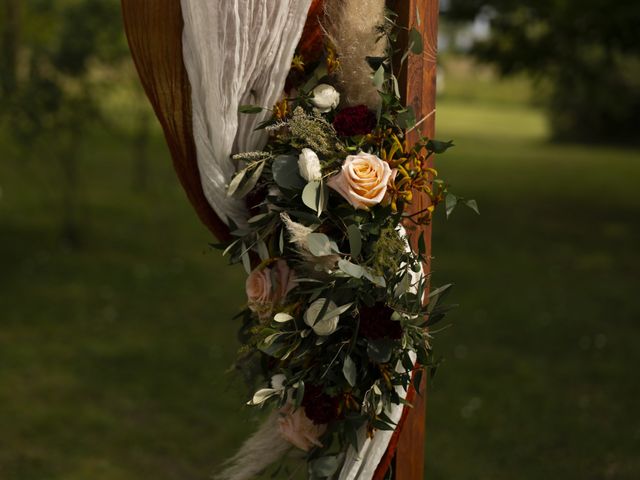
[218,12,476,479]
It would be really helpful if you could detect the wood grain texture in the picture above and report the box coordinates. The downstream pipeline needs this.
[391,0,439,478]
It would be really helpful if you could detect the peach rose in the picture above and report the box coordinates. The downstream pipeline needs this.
[277,404,327,451]
[327,152,393,209]
[246,260,296,318]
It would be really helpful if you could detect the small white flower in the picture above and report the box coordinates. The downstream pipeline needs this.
[271,374,287,390]
[298,148,322,182]
[304,299,339,336]
[310,84,340,113]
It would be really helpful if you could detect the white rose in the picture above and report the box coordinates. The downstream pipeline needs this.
[298,148,322,181]
[304,299,340,336]
[310,84,340,113]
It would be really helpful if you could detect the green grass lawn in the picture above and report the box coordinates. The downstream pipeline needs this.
[426,100,640,479]
[1,95,639,479]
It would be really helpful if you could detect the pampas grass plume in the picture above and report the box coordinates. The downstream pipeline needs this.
[323,0,387,109]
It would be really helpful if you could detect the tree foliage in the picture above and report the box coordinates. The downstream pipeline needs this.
[446,0,640,143]
[0,0,131,246]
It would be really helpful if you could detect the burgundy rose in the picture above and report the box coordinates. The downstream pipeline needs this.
[333,105,377,137]
[358,303,403,340]
[302,384,340,425]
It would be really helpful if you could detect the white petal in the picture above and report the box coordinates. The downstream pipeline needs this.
[248,388,277,405]
[274,312,294,323]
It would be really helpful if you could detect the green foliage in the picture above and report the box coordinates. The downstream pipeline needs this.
[446,0,640,143]
[286,107,342,157]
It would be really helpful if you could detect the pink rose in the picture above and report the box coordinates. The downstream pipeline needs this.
[277,404,327,451]
[245,260,296,318]
[327,152,393,209]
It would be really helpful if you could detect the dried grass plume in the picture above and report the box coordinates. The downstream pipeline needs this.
[323,0,387,109]
[214,411,290,480]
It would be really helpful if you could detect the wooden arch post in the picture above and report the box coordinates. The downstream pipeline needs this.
[393,0,439,479]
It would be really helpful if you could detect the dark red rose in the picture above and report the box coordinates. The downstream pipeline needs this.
[358,303,403,340]
[302,384,340,425]
[333,105,377,137]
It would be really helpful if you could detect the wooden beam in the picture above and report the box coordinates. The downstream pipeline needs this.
[391,0,439,479]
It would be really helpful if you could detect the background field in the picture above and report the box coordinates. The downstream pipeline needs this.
[1,58,639,479]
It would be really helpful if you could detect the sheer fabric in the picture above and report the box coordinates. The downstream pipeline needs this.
[181,0,313,226]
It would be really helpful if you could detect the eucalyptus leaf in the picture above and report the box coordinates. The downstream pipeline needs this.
[256,239,269,260]
[295,380,305,408]
[372,65,385,89]
[392,74,401,99]
[278,228,285,254]
[222,238,241,257]
[302,181,321,212]
[307,232,332,256]
[428,283,454,302]
[464,199,480,215]
[248,388,277,405]
[445,193,458,218]
[247,213,269,224]
[347,224,362,258]
[343,355,357,387]
[338,259,364,279]
[363,269,386,288]
[240,243,251,274]
[226,168,247,197]
[272,155,306,190]
[274,313,294,323]
[234,160,265,198]
[321,302,353,322]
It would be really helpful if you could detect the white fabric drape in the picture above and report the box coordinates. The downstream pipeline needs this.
[181,0,313,226]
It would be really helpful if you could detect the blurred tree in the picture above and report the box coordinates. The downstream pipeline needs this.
[0,0,19,96]
[445,0,640,143]
[0,0,131,247]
